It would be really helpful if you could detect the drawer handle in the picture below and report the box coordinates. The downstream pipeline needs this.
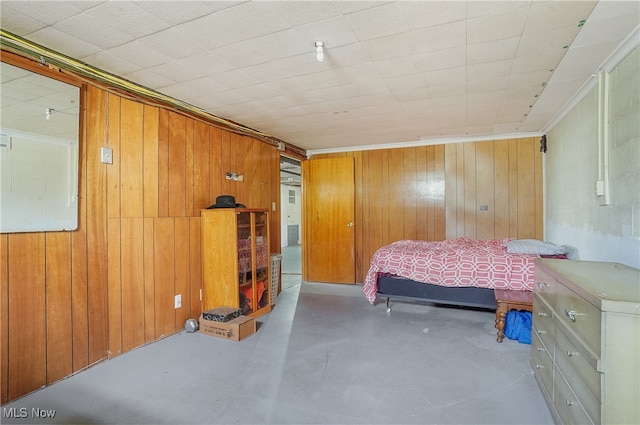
[566,350,578,357]
[564,309,579,322]
[566,400,575,406]
[535,364,544,369]
[536,329,546,335]
[537,282,548,290]
[536,347,545,352]
[538,312,548,317]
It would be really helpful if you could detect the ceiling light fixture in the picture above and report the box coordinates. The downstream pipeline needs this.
[315,41,324,62]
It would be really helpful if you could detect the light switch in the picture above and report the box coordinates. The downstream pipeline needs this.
[101,147,113,164]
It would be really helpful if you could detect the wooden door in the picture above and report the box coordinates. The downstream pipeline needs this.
[302,157,355,284]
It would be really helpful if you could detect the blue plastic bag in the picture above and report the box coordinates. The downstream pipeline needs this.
[504,310,532,344]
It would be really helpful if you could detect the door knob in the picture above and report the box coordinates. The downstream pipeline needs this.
[347,222,354,227]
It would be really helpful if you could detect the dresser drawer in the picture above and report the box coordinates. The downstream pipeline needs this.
[532,331,553,397]
[533,293,555,351]
[534,266,558,306]
[555,326,601,423]
[554,366,595,425]
[555,283,602,356]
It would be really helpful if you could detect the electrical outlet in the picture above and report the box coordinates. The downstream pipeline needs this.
[175,294,181,309]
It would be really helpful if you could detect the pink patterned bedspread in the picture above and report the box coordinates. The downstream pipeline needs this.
[363,238,535,304]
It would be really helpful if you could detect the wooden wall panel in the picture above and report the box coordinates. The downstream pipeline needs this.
[189,218,202,319]
[168,113,186,217]
[209,128,223,203]
[175,217,191,328]
[85,85,108,365]
[312,137,542,283]
[143,105,159,218]
[158,109,170,217]
[1,234,8,404]
[107,218,122,357]
[143,218,156,343]
[476,141,495,240]
[494,140,510,239]
[45,232,73,384]
[416,146,428,241]
[121,218,145,352]
[434,145,446,241]
[185,120,195,217]
[192,121,209,214]
[120,99,144,218]
[107,95,121,219]
[508,139,519,237]
[8,234,46,399]
[403,148,417,239]
[154,218,175,339]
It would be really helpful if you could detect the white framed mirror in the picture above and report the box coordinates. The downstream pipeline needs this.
[1,60,80,233]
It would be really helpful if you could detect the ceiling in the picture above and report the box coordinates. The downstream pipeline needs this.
[1,1,639,155]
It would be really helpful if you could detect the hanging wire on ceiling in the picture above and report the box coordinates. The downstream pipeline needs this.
[0,29,306,156]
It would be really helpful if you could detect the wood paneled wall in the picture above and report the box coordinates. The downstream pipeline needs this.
[1,83,281,403]
[313,137,543,282]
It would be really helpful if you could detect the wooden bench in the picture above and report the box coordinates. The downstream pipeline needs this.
[494,289,533,343]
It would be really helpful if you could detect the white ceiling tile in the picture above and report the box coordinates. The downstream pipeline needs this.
[374,56,420,78]
[53,12,134,49]
[412,21,466,54]
[466,1,531,19]
[467,37,519,65]
[400,2,466,30]
[336,1,389,16]
[271,1,343,27]
[178,77,228,97]
[81,50,142,77]
[428,82,467,99]
[416,46,466,72]
[133,1,240,26]
[107,41,173,69]
[209,69,260,90]
[517,27,579,57]
[424,66,466,86]
[86,3,170,39]
[467,59,512,81]
[213,29,309,68]
[2,1,85,26]
[0,5,47,34]
[120,69,175,90]
[361,32,414,61]
[512,51,565,74]
[344,2,407,41]
[467,7,528,44]
[178,2,292,50]
[467,76,507,94]
[524,1,597,34]
[26,26,101,59]
[138,27,208,60]
[294,16,360,50]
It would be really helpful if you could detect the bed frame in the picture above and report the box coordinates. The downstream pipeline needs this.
[377,274,496,312]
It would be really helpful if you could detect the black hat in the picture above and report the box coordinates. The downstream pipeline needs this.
[207,195,245,209]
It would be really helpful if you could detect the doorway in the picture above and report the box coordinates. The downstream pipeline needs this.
[280,157,302,289]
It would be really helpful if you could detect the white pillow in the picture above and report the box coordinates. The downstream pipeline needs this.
[506,239,566,255]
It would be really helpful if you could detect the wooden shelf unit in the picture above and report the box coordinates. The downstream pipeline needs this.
[201,208,271,318]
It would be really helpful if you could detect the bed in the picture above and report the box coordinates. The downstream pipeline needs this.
[363,238,567,312]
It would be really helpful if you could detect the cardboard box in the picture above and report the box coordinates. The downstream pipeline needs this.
[199,315,256,341]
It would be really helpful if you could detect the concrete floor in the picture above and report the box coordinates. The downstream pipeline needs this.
[2,247,554,424]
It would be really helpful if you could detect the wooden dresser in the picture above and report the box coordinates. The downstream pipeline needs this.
[532,259,639,425]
